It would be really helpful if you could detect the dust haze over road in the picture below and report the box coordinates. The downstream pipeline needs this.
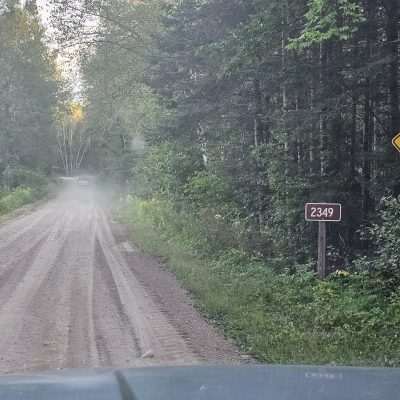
[0,184,240,374]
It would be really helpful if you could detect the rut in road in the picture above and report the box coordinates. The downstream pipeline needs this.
[0,187,240,374]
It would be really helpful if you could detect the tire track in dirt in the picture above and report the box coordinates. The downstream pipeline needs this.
[0,205,56,251]
[0,208,75,373]
[92,237,140,367]
[112,230,242,365]
[0,186,241,375]
[0,210,65,306]
[0,201,99,374]
[16,240,74,373]
[0,234,50,302]
[58,203,99,369]
[95,209,199,365]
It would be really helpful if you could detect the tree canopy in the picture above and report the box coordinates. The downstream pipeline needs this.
[45,0,399,270]
[0,0,59,173]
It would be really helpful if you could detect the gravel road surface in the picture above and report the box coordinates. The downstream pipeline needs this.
[0,186,241,374]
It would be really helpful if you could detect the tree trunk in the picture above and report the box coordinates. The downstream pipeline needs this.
[384,0,400,134]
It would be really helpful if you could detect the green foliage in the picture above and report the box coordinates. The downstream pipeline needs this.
[0,166,49,215]
[71,0,399,275]
[66,0,165,178]
[288,0,365,49]
[0,2,59,171]
[0,187,37,214]
[354,197,400,291]
[117,195,244,257]
[6,168,47,190]
[116,196,400,366]
[184,171,233,210]
[133,143,203,199]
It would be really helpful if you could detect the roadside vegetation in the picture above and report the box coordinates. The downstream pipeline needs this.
[0,3,59,215]
[0,187,39,215]
[0,2,85,212]
[0,169,50,216]
[117,167,400,367]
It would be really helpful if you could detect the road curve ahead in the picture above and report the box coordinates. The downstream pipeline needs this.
[0,186,240,374]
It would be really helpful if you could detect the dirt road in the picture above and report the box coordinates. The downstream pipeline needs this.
[0,186,240,374]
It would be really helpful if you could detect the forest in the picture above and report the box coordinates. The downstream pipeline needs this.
[58,0,400,277]
[1,0,400,365]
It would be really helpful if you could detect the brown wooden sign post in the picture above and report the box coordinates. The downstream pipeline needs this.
[317,221,327,279]
[305,203,342,279]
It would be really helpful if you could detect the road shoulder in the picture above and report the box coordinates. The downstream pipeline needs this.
[110,220,246,365]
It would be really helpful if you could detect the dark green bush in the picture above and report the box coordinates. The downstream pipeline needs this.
[0,187,35,214]
[0,168,49,215]
[354,197,400,292]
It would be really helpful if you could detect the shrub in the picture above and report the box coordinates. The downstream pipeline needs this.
[0,187,35,214]
[133,143,203,199]
[354,196,400,292]
[184,171,232,210]
[6,168,47,190]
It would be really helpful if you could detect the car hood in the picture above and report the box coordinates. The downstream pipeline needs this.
[0,365,398,400]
